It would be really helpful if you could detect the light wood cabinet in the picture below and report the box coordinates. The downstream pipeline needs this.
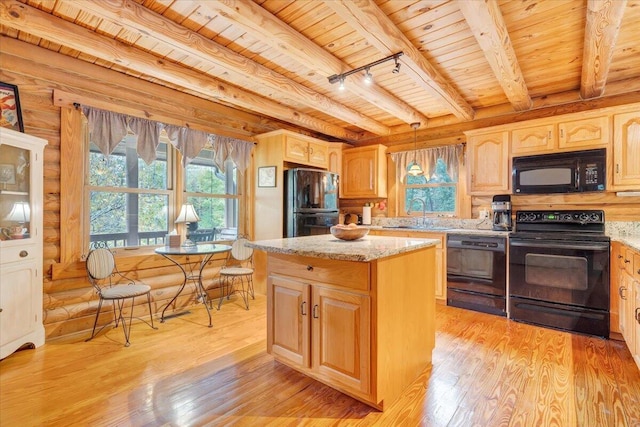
[465,130,510,195]
[511,124,555,154]
[613,242,640,371]
[369,229,445,301]
[558,116,609,150]
[0,128,47,359]
[633,251,640,370]
[266,245,436,409]
[612,111,640,190]
[511,116,608,155]
[341,145,387,198]
[611,241,624,336]
[282,132,328,168]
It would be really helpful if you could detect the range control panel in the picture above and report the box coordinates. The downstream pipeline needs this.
[516,210,604,224]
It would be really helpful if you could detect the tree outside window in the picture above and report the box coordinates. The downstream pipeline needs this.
[87,136,238,248]
[403,158,457,215]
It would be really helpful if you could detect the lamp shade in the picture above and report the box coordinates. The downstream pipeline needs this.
[175,203,199,223]
[407,161,424,177]
[5,201,30,222]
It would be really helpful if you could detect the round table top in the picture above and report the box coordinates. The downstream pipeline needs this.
[154,243,231,255]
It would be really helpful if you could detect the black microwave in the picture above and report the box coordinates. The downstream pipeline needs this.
[512,148,606,194]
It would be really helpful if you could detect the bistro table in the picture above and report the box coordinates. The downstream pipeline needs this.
[155,243,231,327]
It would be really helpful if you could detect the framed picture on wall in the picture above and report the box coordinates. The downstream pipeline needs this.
[0,82,24,133]
[258,166,277,187]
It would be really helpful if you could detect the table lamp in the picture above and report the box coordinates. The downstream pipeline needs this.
[175,203,199,247]
[4,201,30,238]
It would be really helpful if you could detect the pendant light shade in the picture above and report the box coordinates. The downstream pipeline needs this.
[407,122,424,177]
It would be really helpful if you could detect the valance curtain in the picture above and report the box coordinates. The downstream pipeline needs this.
[82,106,254,173]
[390,144,464,183]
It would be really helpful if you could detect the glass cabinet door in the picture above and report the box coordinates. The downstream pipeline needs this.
[0,143,32,241]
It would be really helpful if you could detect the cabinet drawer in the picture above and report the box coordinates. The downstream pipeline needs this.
[268,253,369,291]
[0,244,37,264]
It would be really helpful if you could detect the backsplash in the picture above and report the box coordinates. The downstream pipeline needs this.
[606,221,640,238]
[371,217,494,230]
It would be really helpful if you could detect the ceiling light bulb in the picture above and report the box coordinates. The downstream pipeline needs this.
[339,77,345,90]
[364,68,373,85]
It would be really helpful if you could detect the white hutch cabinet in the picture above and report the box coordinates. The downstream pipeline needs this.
[0,128,47,359]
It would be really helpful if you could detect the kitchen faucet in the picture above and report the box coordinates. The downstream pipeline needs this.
[407,198,427,227]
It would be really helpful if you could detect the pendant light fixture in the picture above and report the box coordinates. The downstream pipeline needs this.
[407,122,424,177]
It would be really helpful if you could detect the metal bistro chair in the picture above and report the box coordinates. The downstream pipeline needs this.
[217,236,255,310]
[85,243,157,346]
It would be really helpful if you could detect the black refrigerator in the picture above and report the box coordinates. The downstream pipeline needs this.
[284,168,339,237]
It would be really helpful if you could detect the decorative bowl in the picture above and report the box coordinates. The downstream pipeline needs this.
[330,225,369,241]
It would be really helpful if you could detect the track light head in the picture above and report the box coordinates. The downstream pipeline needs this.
[392,58,401,74]
[364,68,373,85]
[339,76,345,91]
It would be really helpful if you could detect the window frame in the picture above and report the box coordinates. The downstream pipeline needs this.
[394,150,463,218]
[80,124,243,255]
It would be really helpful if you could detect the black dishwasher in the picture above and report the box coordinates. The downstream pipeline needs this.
[446,234,507,316]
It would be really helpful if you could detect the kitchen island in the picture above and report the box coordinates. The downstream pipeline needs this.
[248,234,439,410]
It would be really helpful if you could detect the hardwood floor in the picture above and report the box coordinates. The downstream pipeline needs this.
[1,295,639,426]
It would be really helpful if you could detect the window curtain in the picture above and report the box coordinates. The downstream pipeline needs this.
[82,106,254,173]
[390,144,464,183]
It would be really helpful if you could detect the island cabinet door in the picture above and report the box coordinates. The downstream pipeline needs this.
[268,276,311,369]
[311,286,371,396]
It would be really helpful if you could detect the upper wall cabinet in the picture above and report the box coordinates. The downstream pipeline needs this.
[511,124,555,155]
[612,111,640,190]
[282,132,328,169]
[465,130,510,195]
[341,145,387,198]
[511,116,609,155]
[558,116,609,150]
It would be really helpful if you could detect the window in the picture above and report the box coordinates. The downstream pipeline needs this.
[87,135,171,247]
[403,158,457,215]
[184,147,238,242]
[86,136,239,248]
[392,145,462,216]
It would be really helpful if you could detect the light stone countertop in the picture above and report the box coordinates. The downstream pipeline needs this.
[366,225,509,238]
[247,234,439,262]
[615,236,640,252]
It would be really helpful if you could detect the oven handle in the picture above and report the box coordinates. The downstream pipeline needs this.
[509,240,610,251]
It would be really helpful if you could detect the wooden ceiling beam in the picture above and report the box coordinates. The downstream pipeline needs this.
[188,0,428,127]
[0,0,360,141]
[324,0,475,121]
[581,0,627,99]
[457,0,532,111]
[67,0,389,136]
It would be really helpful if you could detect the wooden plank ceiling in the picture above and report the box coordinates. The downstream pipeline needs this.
[1,0,639,146]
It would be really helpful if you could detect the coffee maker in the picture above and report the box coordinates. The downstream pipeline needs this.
[491,195,512,231]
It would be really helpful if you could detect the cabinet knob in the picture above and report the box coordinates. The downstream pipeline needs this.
[306,265,314,271]
[619,286,627,299]
[636,308,640,324]
[618,255,624,259]
[19,250,28,258]
[301,301,307,316]
[624,259,630,264]
[312,304,319,319]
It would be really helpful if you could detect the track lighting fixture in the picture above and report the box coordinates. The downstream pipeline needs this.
[364,67,373,85]
[328,52,403,89]
[392,57,401,74]
[407,122,424,177]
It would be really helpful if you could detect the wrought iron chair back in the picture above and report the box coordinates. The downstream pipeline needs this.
[85,242,157,346]
[217,235,255,310]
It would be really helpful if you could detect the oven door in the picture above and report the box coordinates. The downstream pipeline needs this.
[509,238,610,310]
